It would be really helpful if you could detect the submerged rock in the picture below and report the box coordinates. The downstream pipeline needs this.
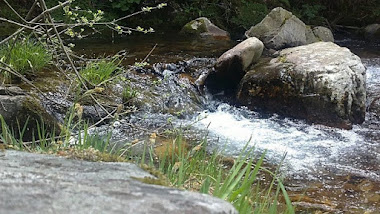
[237,42,366,129]
[181,17,230,40]
[0,150,238,214]
[245,7,334,50]
[205,37,264,92]
[363,24,380,41]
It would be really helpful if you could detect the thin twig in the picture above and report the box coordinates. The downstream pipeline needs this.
[22,135,62,145]
[141,44,157,64]
[3,0,28,23]
[0,17,38,30]
[25,0,38,21]
[0,63,62,105]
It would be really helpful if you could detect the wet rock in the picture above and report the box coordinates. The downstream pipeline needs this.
[363,24,380,41]
[245,7,334,50]
[0,86,58,140]
[205,37,264,91]
[181,17,230,40]
[42,91,113,125]
[122,67,206,117]
[237,42,366,129]
[0,150,237,214]
[368,96,380,119]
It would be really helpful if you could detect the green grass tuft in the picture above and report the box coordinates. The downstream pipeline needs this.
[0,37,51,75]
[150,131,295,213]
[80,59,119,86]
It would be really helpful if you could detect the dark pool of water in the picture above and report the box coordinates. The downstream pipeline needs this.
[72,32,234,65]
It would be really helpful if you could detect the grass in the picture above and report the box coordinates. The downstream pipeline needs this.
[80,59,120,86]
[0,37,51,76]
[121,81,138,103]
[145,131,295,213]
[0,110,294,214]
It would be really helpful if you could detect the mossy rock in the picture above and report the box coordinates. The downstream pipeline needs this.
[180,17,230,40]
[0,86,59,141]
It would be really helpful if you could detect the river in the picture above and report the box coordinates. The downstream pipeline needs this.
[73,33,380,213]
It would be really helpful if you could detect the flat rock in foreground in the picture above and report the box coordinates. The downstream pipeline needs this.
[0,150,237,214]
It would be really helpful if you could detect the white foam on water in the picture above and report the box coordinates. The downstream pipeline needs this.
[364,58,380,85]
[192,103,377,180]
[190,58,380,181]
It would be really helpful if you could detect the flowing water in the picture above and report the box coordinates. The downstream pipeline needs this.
[74,33,380,213]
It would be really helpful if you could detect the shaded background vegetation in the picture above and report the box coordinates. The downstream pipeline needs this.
[1,0,379,37]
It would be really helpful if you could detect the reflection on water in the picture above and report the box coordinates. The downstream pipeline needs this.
[73,32,234,65]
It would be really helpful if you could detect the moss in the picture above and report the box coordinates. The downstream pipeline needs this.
[22,97,48,118]
[135,164,170,187]
[55,147,127,162]
[279,55,287,63]
[181,19,208,36]
[22,97,59,128]
[133,176,169,186]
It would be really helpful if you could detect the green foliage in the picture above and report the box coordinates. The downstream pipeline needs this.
[122,83,137,103]
[80,59,119,86]
[279,0,291,8]
[0,38,51,76]
[171,0,231,30]
[299,4,326,24]
[111,0,141,12]
[231,1,268,29]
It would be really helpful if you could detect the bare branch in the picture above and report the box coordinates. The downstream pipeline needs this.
[3,0,28,23]
[0,0,71,46]
[0,17,38,30]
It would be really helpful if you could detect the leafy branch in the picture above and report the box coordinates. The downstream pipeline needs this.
[0,0,166,128]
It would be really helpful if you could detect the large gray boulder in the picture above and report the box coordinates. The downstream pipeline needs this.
[245,7,334,50]
[180,17,230,40]
[204,37,264,91]
[237,42,366,129]
[0,150,238,214]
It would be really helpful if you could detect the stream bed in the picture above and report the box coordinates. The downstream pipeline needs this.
[73,33,380,213]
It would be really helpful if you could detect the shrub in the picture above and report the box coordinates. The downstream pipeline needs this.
[80,59,119,86]
[231,1,268,29]
[0,38,51,75]
[299,4,326,24]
